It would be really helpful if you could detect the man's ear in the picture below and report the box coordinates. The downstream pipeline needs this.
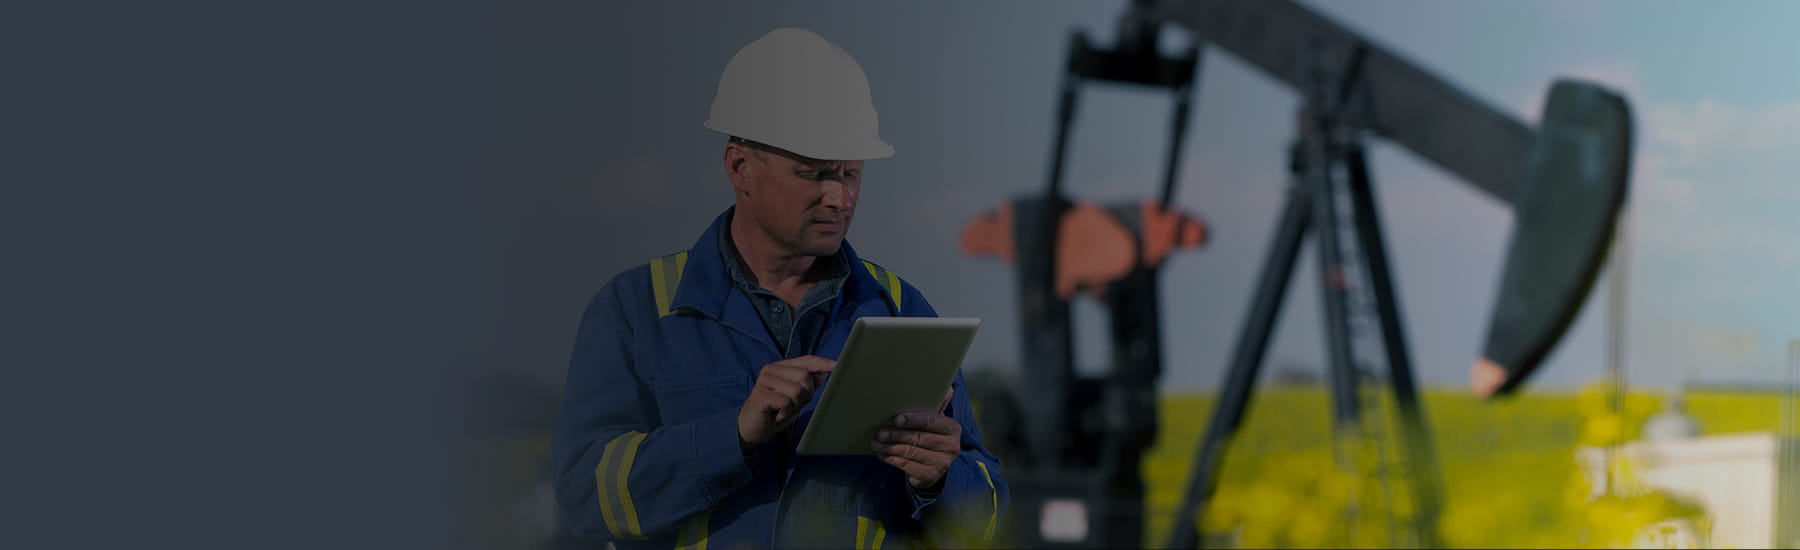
[723,143,754,196]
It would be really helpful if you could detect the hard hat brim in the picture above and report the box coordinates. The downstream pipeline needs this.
[705,121,893,161]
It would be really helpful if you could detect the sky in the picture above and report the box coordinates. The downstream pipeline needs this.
[492,1,1800,395]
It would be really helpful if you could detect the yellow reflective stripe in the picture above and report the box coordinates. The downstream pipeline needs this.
[883,270,902,311]
[616,432,648,537]
[855,516,868,549]
[976,461,998,542]
[652,251,690,318]
[854,516,886,550]
[674,509,710,550]
[860,260,903,312]
[597,431,649,539]
[861,261,880,286]
[651,257,672,317]
[595,436,625,539]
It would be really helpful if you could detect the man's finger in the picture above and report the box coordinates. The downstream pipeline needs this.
[871,440,920,463]
[939,387,954,413]
[751,390,789,420]
[872,441,952,467]
[758,375,809,402]
[760,390,810,425]
[759,380,815,421]
[877,427,961,454]
[754,392,788,423]
[781,355,836,374]
[893,413,962,436]
[762,364,817,390]
[878,453,944,483]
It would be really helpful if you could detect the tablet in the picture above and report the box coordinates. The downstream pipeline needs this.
[795,316,980,455]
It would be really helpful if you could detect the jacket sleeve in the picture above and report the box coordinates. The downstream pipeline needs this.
[550,282,754,542]
[899,283,1012,546]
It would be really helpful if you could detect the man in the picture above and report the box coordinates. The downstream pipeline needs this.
[552,28,1009,550]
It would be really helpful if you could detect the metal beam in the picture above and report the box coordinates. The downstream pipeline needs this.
[1140,0,1534,206]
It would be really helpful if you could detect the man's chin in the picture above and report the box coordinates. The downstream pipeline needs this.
[801,237,845,257]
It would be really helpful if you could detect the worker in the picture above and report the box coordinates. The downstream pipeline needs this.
[552,27,1009,550]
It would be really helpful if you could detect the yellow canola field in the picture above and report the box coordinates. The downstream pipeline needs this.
[1139,387,1781,548]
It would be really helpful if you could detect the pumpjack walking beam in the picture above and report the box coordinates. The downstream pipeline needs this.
[1138,0,1535,207]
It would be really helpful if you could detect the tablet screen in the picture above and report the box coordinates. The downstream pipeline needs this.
[795,316,979,455]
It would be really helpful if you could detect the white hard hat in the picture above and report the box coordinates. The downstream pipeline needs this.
[705,27,894,161]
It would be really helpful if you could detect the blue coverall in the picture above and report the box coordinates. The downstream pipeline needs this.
[552,209,1010,549]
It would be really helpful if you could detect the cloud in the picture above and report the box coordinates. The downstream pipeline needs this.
[1632,96,1800,256]
[1649,99,1800,166]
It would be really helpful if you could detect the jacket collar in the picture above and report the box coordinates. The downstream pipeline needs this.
[670,206,896,320]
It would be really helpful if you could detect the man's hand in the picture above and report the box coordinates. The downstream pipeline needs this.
[872,388,961,491]
[738,356,835,451]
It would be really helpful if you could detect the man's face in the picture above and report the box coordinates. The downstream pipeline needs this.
[732,143,862,257]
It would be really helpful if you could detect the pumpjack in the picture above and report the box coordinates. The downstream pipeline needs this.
[961,1,1632,547]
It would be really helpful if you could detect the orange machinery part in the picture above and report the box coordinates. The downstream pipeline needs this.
[960,200,1207,300]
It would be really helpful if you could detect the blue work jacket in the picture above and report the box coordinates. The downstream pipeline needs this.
[553,209,1009,549]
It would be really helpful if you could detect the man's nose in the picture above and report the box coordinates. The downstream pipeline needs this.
[820,179,853,210]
